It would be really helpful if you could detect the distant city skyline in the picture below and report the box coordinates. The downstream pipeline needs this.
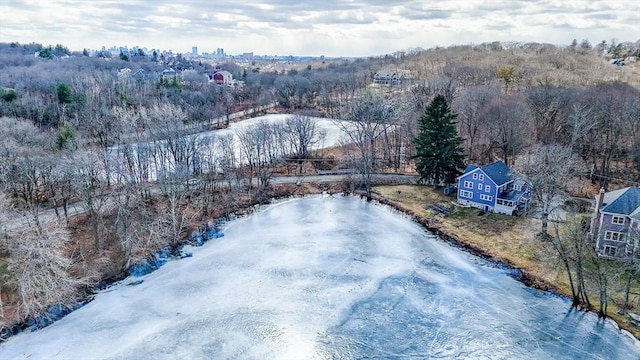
[1,1,638,57]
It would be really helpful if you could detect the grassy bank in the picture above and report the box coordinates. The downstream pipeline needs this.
[373,184,640,340]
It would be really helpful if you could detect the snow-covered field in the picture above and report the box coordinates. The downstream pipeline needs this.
[1,195,638,359]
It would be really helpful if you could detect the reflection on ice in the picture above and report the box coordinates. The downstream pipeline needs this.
[1,195,638,359]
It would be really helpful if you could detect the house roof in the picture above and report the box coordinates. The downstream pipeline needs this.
[480,161,512,186]
[601,187,640,215]
[463,164,478,173]
[374,71,397,79]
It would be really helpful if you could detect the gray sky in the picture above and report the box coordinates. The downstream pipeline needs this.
[1,0,638,57]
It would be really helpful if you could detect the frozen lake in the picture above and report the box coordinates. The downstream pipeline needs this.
[108,114,350,182]
[1,195,638,359]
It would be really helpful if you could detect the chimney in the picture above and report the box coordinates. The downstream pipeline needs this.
[595,188,605,213]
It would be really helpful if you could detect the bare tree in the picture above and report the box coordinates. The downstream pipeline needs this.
[88,112,121,187]
[514,145,584,236]
[216,133,238,181]
[146,103,204,181]
[2,221,84,321]
[524,85,574,145]
[334,93,397,199]
[72,150,110,250]
[284,114,321,160]
[566,103,597,154]
[580,83,638,189]
[588,247,612,318]
[482,95,532,166]
[112,185,164,270]
[0,191,9,322]
[619,226,640,312]
[452,85,498,162]
[157,171,194,248]
[283,114,324,174]
[236,120,276,192]
[550,215,591,307]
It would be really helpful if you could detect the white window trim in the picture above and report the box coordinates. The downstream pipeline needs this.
[478,174,485,181]
[479,194,493,201]
[485,185,490,192]
[603,245,617,256]
[472,173,478,180]
[604,231,625,242]
[460,190,473,199]
[478,183,482,190]
[464,181,473,189]
[612,216,625,225]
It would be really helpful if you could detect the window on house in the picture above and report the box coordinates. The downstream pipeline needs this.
[603,246,617,257]
[485,185,490,192]
[472,173,478,180]
[464,181,473,189]
[478,183,482,190]
[612,216,625,225]
[479,174,484,181]
[605,231,625,242]
[514,184,522,191]
[460,190,472,198]
[479,194,493,201]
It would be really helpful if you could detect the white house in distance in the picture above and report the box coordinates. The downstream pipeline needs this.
[373,69,412,86]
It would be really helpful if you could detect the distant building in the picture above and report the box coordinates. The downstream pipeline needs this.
[117,68,132,79]
[373,69,413,86]
[209,70,233,86]
[216,48,225,58]
[192,46,198,56]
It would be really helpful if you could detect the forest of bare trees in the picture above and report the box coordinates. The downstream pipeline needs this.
[1,39,639,336]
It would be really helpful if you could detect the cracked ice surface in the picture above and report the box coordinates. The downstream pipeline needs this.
[1,195,639,359]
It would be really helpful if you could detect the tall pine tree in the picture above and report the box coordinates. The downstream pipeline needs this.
[413,94,466,187]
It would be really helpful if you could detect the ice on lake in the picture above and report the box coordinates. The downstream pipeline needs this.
[1,195,638,359]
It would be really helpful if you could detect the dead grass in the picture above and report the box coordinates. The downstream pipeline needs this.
[376,185,542,271]
[0,253,18,330]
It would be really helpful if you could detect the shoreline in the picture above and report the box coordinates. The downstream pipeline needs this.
[2,185,638,343]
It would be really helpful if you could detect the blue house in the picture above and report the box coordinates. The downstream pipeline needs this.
[456,161,531,215]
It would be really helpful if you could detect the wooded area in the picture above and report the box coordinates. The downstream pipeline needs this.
[0,39,639,337]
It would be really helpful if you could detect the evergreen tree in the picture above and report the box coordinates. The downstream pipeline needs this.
[55,123,78,150]
[56,83,74,104]
[413,94,466,187]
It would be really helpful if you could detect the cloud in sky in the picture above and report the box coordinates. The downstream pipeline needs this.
[0,0,637,57]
